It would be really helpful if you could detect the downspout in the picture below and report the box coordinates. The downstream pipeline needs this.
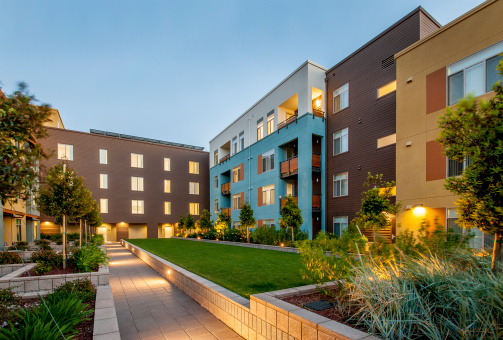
[248,116,252,199]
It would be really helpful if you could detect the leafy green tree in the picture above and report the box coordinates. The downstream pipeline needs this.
[185,213,194,232]
[239,201,256,243]
[177,215,185,235]
[196,209,213,232]
[355,173,400,243]
[215,208,231,239]
[280,195,303,244]
[83,200,102,243]
[437,59,503,273]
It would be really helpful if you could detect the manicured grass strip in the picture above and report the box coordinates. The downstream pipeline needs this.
[126,238,312,299]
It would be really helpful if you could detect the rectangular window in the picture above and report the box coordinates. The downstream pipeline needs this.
[232,136,238,155]
[333,128,348,155]
[214,199,219,213]
[99,149,107,164]
[190,203,199,215]
[214,175,218,188]
[239,132,245,151]
[100,198,108,213]
[132,200,144,214]
[164,158,171,171]
[131,177,144,191]
[232,194,242,210]
[232,166,241,183]
[333,172,348,197]
[257,119,264,141]
[57,144,73,160]
[189,161,199,174]
[131,153,143,168]
[16,219,22,242]
[262,150,275,172]
[99,174,108,189]
[377,133,396,148]
[263,219,275,227]
[214,151,218,166]
[333,216,348,237]
[189,182,199,195]
[164,202,171,215]
[164,179,171,193]
[486,54,503,91]
[333,83,349,113]
[447,156,471,177]
[377,80,397,98]
[262,184,275,206]
[267,114,274,135]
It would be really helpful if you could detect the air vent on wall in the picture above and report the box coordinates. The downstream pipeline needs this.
[382,55,395,70]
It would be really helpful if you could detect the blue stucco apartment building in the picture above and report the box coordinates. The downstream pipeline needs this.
[209,61,327,238]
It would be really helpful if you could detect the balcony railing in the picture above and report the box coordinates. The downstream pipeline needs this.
[280,196,298,208]
[219,154,230,163]
[312,153,321,170]
[280,156,299,178]
[312,195,321,209]
[221,182,231,195]
[277,113,298,130]
[221,207,231,217]
[313,108,324,118]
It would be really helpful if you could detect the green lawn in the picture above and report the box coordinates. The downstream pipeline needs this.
[126,238,312,298]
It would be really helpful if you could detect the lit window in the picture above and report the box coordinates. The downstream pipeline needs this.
[263,219,275,227]
[190,203,199,215]
[267,114,274,135]
[189,161,199,174]
[164,158,171,171]
[262,184,275,206]
[447,156,471,177]
[214,150,218,166]
[239,132,245,151]
[100,174,108,189]
[262,150,275,173]
[377,80,397,98]
[189,182,199,195]
[99,149,107,164]
[131,177,144,191]
[377,134,396,148]
[57,144,73,160]
[257,119,264,141]
[232,194,242,210]
[333,173,348,197]
[214,199,219,213]
[232,136,238,155]
[333,83,349,113]
[132,200,144,214]
[164,180,171,193]
[232,166,241,183]
[100,199,108,213]
[164,202,171,215]
[131,153,143,168]
[333,216,348,237]
[333,128,348,155]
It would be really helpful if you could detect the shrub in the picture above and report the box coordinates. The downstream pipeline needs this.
[6,242,28,251]
[40,233,52,240]
[66,232,80,242]
[33,239,51,251]
[201,229,219,240]
[0,287,21,306]
[52,278,96,303]
[49,233,62,242]
[30,250,63,268]
[0,252,22,265]
[91,233,104,246]
[54,238,63,245]
[33,262,52,275]
[223,228,244,242]
[250,225,308,246]
[69,244,108,272]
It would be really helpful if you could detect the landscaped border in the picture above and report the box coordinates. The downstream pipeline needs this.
[123,239,379,340]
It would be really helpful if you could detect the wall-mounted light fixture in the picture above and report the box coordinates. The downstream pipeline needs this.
[407,76,413,83]
[412,204,426,217]
[406,141,412,147]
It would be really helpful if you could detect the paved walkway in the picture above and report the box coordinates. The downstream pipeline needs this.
[107,243,242,340]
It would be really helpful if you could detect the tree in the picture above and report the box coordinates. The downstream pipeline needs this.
[177,215,185,235]
[239,201,256,243]
[185,213,194,232]
[355,173,400,242]
[280,195,303,244]
[437,59,503,273]
[215,208,231,239]
[196,209,213,232]
[83,200,102,243]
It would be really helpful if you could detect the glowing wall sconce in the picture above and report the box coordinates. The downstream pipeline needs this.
[412,204,426,217]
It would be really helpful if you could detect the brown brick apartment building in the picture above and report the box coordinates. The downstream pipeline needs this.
[39,128,209,241]
[325,7,440,237]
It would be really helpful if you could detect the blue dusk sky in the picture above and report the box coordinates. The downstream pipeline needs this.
[0,0,485,150]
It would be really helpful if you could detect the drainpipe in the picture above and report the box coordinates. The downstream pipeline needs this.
[248,116,253,200]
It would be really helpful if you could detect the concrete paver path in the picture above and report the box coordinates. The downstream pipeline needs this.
[106,243,242,340]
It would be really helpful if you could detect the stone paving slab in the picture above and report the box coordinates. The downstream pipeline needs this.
[106,243,242,340]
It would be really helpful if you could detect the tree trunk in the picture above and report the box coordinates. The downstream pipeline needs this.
[247,226,250,243]
[491,232,503,274]
[291,227,294,244]
[84,221,87,243]
[79,220,82,247]
[62,215,67,269]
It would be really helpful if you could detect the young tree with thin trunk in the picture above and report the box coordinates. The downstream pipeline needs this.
[185,213,194,233]
[437,59,503,273]
[177,215,186,235]
[280,195,303,244]
[215,208,231,240]
[196,209,213,233]
[239,201,256,243]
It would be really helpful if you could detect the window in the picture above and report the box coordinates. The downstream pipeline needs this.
[232,221,241,229]
[257,119,264,141]
[214,150,218,165]
[447,41,503,105]
[131,177,144,191]
[377,133,396,148]
[233,194,242,210]
[447,208,493,249]
[333,83,349,113]
[232,166,241,183]
[100,174,108,189]
[262,184,275,205]
[164,180,171,193]
[190,203,199,215]
[164,158,171,171]
[57,144,73,160]
[447,156,471,177]
[333,216,348,237]
[262,150,275,172]
[377,80,396,98]
[263,219,275,227]
[164,202,171,215]
[239,132,245,151]
[132,200,144,214]
[189,182,199,195]
[131,153,143,168]
[99,149,107,164]
[100,199,108,213]
[16,219,21,242]
[232,136,238,155]
[214,175,218,188]
[214,199,219,213]
[333,172,348,197]
[333,128,348,155]
[267,114,274,135]
[189,161,199,174]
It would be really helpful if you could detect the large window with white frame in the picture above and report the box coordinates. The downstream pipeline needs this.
[164,158,171,171]
[232,194,242,210]
[99,174,108,189]
[131,177,144,191]
[190,203,199,215]
[99,149,107,164]
[189,182,199,195]
[131,153,143,168]
[57,144,73,160]
[333,216,348,237]
[262,184,275,206]
[189,161,199,174]
[132,200,144,214]
[333,128,348,155]
[100,199,108,213]
[257,119,264,141]
[333,172,348,197]
[164,202,171,215]
[333,83,349,113]
[447,41,503,105]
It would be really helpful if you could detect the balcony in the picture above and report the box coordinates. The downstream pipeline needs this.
[313,108,324,118]
[277,113,298,130]
[312,153,321,171]
[219,154,230,163]
[221,207,231,217]
[221,182,231,195]
[312,195,321,212]
[280,156,298,178]
[280,196,298,208]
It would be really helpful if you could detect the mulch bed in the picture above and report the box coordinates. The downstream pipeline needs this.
[20,264,97,277]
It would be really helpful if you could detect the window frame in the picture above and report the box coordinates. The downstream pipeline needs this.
[232,166,241,183]
[189,161,199,174]
[262,149,275,173]
[190,202,199,215]
[377,80,397,98]
[257,120,264,141]
[57,144,73,161]
[333,216,348,237]
[232,136,238,155]
[214,150,219,166]
[333,128,348,155]
[333,172,349,197]
[232,194,242,210]
[214,175,218,189]
[189,182,199,195]
[164,158,171,171]
[262,184,275,206]
[446,156,470,178]
[99,149,108,164]
[164,201,171,215]
[214,199,219,213]
[100,198,108,214]
[131,153,143,168]
[99,174,108,189]
[267,114,274,135]
[333,83,349,114]
[132,200,144,214]
[239,132,245,151]
[131,176,144,191]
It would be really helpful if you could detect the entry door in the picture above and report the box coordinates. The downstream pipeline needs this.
[164,226,173,238]
[98,227,107,242]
